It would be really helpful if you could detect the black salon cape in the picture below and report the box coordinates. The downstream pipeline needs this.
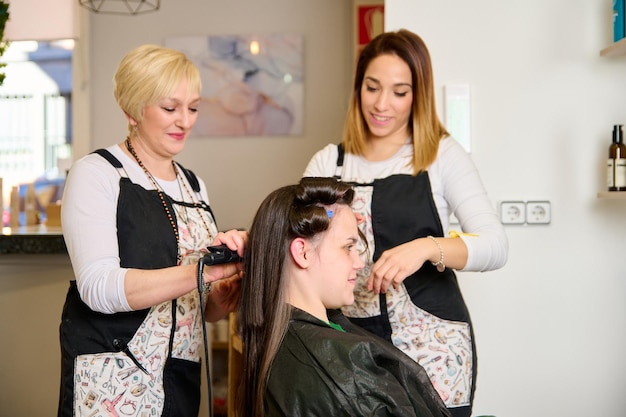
[265,308,452,417]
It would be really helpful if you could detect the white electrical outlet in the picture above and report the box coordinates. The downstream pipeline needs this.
[500,201,526,224]
[526,201,551,224]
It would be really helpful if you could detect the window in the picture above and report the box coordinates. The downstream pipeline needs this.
[0,40,73,225]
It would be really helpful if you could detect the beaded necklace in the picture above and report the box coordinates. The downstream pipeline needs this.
[173,162,214,238]
[125,137,213,265]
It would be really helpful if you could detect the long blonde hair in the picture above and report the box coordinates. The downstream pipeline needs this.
[343,29,448,174]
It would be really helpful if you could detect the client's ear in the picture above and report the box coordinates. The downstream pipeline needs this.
[289,237,310,269]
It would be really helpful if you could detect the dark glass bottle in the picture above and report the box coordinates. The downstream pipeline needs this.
[608,124,626,191]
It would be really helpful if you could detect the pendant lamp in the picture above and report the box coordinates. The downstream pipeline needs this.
[79,0,160,15]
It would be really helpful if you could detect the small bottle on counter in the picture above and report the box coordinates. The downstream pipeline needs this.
[10,186,20,228]
[607,124,626,191]
[24,183,38,225]
[0,178,3,227]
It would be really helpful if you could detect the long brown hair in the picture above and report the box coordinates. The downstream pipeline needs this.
[236,177,354,417]
[343,29,449,174]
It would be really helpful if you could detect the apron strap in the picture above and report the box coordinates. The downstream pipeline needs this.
[334,143,345,178]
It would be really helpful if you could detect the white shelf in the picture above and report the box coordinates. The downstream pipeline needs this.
[600,37,626,57]
[599,39,626,199]
[597,191,626,199]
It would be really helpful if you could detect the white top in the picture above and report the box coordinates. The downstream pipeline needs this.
[303,137,508,272]
[61,144,211,314]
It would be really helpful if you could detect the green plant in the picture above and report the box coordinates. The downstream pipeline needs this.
[0,1,10,86]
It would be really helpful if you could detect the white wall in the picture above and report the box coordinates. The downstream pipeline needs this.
[83,0,353,231]
[386,1,626,416]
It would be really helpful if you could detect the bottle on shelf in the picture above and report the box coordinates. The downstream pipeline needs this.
[607,124,626,191]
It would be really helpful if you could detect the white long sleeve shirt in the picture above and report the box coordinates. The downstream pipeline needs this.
[61,144,212,313]
[303,137,508,272]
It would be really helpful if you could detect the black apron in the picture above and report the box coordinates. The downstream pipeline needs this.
[58,150,214,417]
[335,144,476,417]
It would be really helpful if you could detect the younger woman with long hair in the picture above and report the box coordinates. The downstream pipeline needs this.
[304,29,508,417]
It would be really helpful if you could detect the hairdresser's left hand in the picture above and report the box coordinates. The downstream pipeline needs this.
[201,229,247,321]
[204,273,242,322]
[367,239,428,294]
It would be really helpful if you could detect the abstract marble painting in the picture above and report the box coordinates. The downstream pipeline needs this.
[165,34,304,137]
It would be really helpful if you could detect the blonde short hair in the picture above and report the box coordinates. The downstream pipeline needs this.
[113,44,201,132]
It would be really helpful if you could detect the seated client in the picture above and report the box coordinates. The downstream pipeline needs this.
[236,177,451,417]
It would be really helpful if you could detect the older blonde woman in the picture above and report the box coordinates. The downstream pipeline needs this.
[57,44,246,417]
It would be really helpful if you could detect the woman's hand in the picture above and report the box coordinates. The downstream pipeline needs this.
[210,229,248,259]
[204,273,242,322]
[367,236,468,293]
[367,239,430,294]
[201,228,247,321]
[202,228,247,292]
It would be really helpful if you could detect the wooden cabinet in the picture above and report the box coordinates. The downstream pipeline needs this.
[211,322,230,417]
[227,313,243,417]
[210,313,242,417]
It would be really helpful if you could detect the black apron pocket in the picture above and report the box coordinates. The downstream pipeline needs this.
[162,357,201,417]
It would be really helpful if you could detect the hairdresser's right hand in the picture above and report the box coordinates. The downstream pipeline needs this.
[202,229,247,285]
[367,239,429,293]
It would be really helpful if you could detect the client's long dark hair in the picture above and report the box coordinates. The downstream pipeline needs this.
[236,177,354,417]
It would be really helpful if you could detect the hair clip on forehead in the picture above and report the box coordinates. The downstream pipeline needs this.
[326,210,334,218]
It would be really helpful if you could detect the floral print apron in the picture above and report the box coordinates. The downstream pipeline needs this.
[334,145,476,416]
[59,150,218,417]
